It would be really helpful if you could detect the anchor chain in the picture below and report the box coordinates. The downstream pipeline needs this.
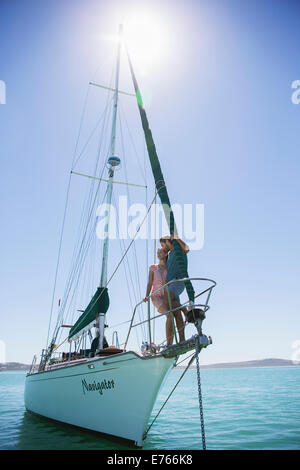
[194,335,206,450]
[143,334,207,449]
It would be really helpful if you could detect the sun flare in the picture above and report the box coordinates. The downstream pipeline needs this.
[122,9,170,73]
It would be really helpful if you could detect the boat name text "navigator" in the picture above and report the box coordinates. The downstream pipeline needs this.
[82,378,115,396]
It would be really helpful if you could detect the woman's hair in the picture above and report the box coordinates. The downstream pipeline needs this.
[160,237,170,262]
[159,235,171,243]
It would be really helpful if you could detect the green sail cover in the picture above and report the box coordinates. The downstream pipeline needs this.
[127,53,195,302]
[68,287,109,340]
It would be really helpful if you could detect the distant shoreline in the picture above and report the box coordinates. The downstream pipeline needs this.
[176,358,300,369]
[0,362,30,371]
[1,358,299,372]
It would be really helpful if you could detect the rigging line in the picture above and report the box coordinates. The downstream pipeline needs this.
[84,91,113,179]
[80,239,91,304]
[175,351,195,367]
[105,318,131,330]
[105,191,140,334]
[70,156,105,300]
[153,189,157,344]
[90,225,97,290]
[55,219,98,348]
[62,114,131,330]
[118,112,144,316]
[72,55,116,170]
[65,192,102,308]
[143,353,196,440]
[71,84,91,170]
[65,182,108,318]
[86,227,96,303]
[112,192,146,341]
[59,185,107,333]
[56,162,107,325]
[47,82,95,348]
[89,82,135,97]
[72,97,114,170]
[54,211,99,342]
[71,170,147,188]
[115,161,146,342]
[78,247,90,312]
[112,193,137,310]
[53,202,98,347]
[46,171,72,349]
[54,163,106,334]
[119,101,147,185]
[57,232,88,337]
[52,63,116,343]
[55,216,98,348]
[82,90,113,217]
[68,189,158,337]
[114,218,142,347]
[67,99,112,279]
[53,336,68,351]
[143,143,149,283]
[78,234,94,309]
[63,67,114,298]
[105,189,158,290]
[142,141,154,343]
[49,56,118,347]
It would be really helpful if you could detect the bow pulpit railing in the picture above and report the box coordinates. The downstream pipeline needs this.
[124,278,216,352]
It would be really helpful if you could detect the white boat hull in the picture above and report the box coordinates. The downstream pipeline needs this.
[24,352,175,446]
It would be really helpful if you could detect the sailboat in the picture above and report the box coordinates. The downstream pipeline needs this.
[24,25,216,448]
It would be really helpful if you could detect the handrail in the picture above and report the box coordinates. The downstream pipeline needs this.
[124,277,216,350]
[132,303,210,329]
[29,355,37,374]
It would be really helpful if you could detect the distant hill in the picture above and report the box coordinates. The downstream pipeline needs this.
[177,358,300,369]
[0,362,30,371]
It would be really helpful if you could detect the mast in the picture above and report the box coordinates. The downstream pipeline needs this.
[126,50,195,303]
[96,24,122,350]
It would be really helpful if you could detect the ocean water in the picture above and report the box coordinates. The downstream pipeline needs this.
[0,366,299,450]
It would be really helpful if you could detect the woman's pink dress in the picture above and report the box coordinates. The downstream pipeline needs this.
[149,264,166,311]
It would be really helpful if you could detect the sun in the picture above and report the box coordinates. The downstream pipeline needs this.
[122,9,170,73]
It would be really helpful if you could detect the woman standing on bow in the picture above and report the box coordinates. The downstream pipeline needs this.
[144,247,168,314]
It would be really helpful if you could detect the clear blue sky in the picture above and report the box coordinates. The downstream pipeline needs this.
[1,0,300,365]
